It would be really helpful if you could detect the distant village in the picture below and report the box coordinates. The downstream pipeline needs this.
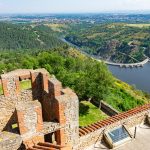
[1,14,150,24]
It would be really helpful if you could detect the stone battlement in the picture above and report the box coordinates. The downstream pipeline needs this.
[0,69,150,150]
[0,69,79,150]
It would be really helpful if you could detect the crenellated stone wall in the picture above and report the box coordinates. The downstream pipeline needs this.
[0,69,80,150]
[0,90,33,132]
[1,68,150,150]
[55,88,79,149]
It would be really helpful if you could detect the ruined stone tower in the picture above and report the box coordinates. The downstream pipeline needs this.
[0,69,79,150]
[1,69,150,150]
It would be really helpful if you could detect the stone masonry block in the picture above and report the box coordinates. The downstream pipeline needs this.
[15,77,20,95]
[1,75,21,97]
[48,77,62,98]
[42,73,49,93]
[35,107,43,132]
[16,101,43,138]
[1,79,9,96]
[55,129,66,146]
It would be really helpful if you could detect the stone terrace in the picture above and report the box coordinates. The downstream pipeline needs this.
[86,124,150,150]
[78,103,150,150]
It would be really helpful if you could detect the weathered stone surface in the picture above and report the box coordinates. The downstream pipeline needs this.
[42,122,62,135]
[17,101,42,136]
[0,89,33,132]
[0,131,22,150]
[55,88,79,148]
[78,110,149,150]
[1,68,149,150]
[0,69,79,150]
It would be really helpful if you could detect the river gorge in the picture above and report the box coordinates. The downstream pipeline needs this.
[62,38,150,93]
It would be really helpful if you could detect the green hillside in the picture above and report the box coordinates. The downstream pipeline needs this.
[65,23,150,63]
[0,23,65,49]
[0,22,149,114]
[0,47,149,112]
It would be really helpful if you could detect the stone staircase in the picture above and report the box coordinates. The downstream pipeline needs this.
[28,142,64,150]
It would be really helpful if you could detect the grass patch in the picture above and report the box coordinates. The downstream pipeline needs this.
[126,24,150,28]
[79,101,108,127]
[20,80,31,90]
[45,23,68,32]
[12,123,18,129]
[105,80,150,112]
[0,80,31,94]
[87,33,106,39]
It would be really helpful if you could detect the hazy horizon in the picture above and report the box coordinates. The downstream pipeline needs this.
[0,0,150,14]
[1,11,150,15]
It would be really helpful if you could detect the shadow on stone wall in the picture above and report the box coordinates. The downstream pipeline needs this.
[2,110,19,134]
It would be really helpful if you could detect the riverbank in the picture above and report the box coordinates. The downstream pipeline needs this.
[62,38,150,93]
[109,62,150,93]
[62,38,149,68]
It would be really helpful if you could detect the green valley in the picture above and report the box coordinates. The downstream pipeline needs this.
[0,23,65,50]
[65,23,150,63]
[0,46,149,113]
[0,21,150,126]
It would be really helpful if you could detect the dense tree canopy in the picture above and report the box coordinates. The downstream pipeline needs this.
[0,47,149,112]
[0,23,65,49]
[0,22,149,112]
[65,23,150,63]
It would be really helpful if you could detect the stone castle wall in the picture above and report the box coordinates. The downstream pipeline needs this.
[78,104,150,150]
[0,69,37,132]
[55,88,79,149]
[30,70,79,148]
[0,69,79,150]
[0,68,150,150]
[0,90,33,132]
[91,99,119,116]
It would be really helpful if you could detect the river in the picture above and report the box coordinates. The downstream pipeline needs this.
[109,63,150,93]
[62,38,150,93]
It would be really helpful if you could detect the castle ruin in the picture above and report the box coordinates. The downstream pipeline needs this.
[0,69,150,150]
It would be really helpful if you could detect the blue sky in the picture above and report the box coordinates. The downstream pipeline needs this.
[0,0,150,14]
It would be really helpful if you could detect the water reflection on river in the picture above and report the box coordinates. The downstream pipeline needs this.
[108,62,150,93]
[63,38,150,93]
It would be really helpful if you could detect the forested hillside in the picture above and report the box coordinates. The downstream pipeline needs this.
[0,23,65,49]
[0,22,149,112]
[65,23,150,63]
[0,47,149,112]
[1,22,150,64]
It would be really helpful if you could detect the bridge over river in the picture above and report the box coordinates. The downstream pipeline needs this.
[104,58,150,68]
[62,38,150,68]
